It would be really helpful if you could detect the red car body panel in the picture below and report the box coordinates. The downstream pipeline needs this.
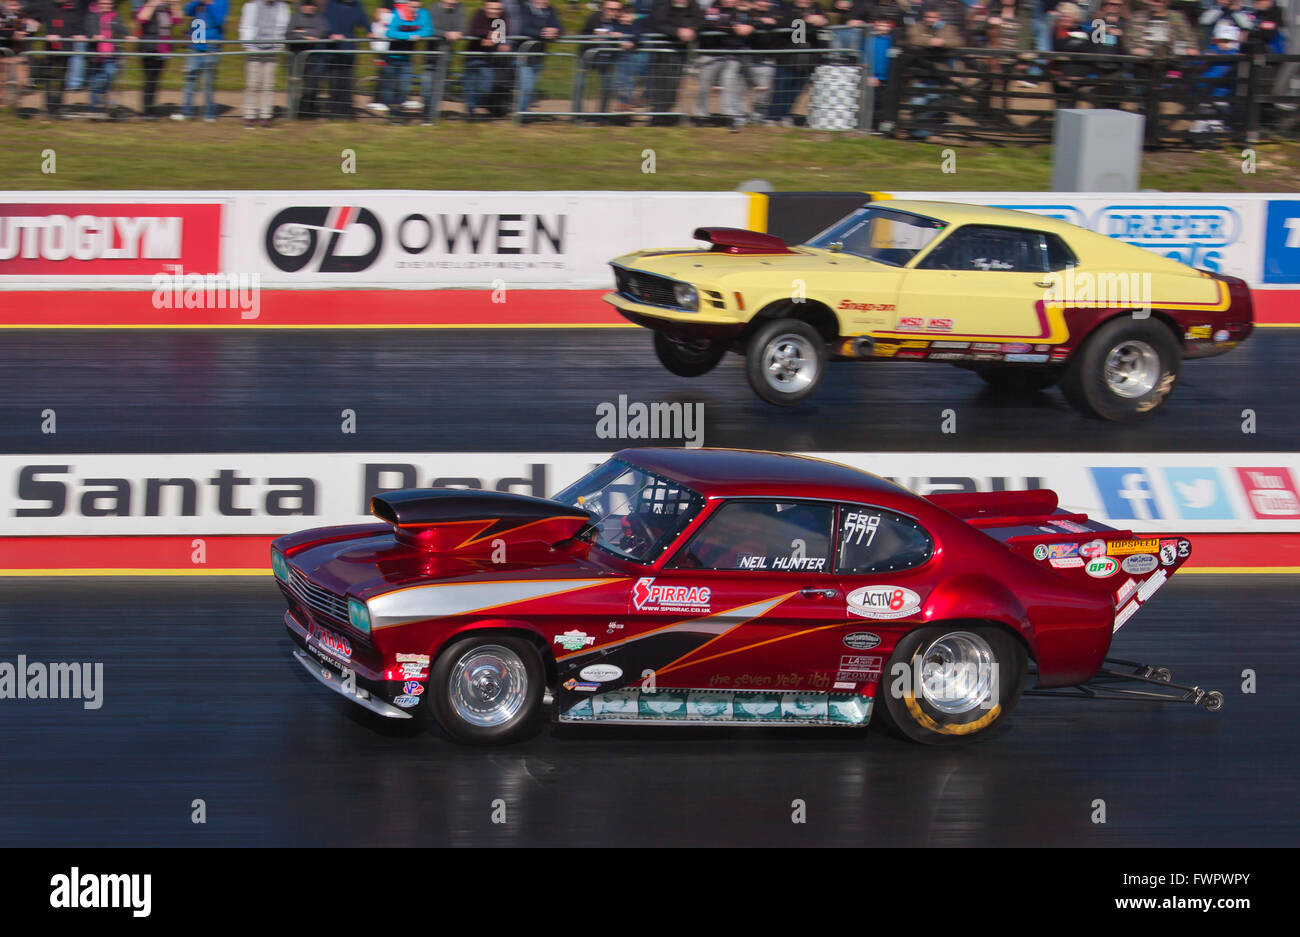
[273,449,1188,724]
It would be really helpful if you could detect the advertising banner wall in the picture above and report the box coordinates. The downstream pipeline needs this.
[5,452,1298,536]
[886,192,1272,283]
[0,191,750,291]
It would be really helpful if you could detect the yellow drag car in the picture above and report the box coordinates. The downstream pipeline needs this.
[604,200,1254,421]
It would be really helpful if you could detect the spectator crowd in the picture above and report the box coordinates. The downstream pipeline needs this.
[0,0,1291,124]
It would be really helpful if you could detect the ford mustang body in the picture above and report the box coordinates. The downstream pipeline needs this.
[604,200,1254,421]
[273,448,1203,745]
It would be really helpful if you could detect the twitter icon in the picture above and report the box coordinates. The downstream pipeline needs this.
[1163,467,1234,520]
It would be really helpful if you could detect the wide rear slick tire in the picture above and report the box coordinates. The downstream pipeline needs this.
[653,331,727,377]
[873,624,1026,745]
[428,635,545,745]
[1061,315,1181,421]
[744,317,827,406]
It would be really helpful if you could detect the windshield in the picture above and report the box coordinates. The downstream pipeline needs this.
[553,458,704,564]
[806,207,947,266]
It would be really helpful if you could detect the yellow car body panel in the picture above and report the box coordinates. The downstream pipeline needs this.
[604,200,1230,345]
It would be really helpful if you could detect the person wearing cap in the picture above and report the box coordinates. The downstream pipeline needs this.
[1198,0,1251,49]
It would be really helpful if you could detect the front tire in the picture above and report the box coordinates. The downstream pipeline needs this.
[653,331,727,377]
[873,624,1026,745]
[744,317,827,406]
[1061,316,1180,421]
[428,635,544,745]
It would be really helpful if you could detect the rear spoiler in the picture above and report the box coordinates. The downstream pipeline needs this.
[929,488,1190,627]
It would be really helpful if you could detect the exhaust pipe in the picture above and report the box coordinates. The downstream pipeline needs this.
[839,336,875,359]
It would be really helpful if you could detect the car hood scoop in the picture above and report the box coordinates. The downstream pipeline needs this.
[369,488,593,557]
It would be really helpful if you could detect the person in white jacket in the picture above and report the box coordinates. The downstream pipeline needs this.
[240,0,291,126]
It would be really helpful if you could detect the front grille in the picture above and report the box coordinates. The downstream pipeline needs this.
[288,567,349,625]
[614,266,679,308]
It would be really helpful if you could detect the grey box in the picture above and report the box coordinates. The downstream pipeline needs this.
[1051,109,1145,192]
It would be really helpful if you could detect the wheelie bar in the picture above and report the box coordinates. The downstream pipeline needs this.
[1024,657,1224,711]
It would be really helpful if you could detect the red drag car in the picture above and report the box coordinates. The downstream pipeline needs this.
[272,449,1220,745]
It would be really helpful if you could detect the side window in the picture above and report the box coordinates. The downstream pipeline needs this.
[836,505,934,574]
[917,226,1048,273]
[1044,233,1077,271]
[669,500,834,572]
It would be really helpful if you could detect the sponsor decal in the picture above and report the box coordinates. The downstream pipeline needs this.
[1159,540,1179,566]
[1106,538,1159,556]
[846,585,921,620]
[563,679,599,692]
[317,630,352,660]
[1085,556,1120,578]
[632,577,712,613]
[1163,467,1234,521]
[578,664,623,683]
[896,349,928,359]
[1036,542,1080,562]
[1001,342,1032,353]
[1137,567,1169,602]
[971,342,1002,352]
[564,690,872,725]
[1236,467,1300,519]
[927,351,967,361]
[1079,539,1107,559]
[1116,577,1138,605]
[392,694,421,708]
[395,653,430,665]
[1050,556,1084,568]
[837,300,895,312]
[843,632,882,650]
[554,629,596,651]
[839,654,883,674]
[1185,325,1212,339]
[1121,553,1159,575]
[927,317,954,331]
[398,662,428,678]
[1033,544,1049,560]
[873,344,899,358]
[1213,329,1230,343]
[896,316,925,330]
[833,681,856,690]
[1004,353,1050,363]
[402,680,425,695]
[969,352,1002,361]
[1114,600,1140,632]
[931,341,970,349]
[1051,519,1089,534]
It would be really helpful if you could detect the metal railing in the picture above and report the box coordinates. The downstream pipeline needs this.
[8,32,1296,140]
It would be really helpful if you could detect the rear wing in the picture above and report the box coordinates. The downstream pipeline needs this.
[927,489,1191,631]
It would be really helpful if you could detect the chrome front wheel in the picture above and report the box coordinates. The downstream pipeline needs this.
[431,636,544,744]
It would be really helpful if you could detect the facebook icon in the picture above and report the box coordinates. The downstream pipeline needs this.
[1090,467,1163,520]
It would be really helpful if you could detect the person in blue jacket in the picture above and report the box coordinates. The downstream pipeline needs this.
[175,0,226,120]
[380,0,435,111]
[323,0,369,117]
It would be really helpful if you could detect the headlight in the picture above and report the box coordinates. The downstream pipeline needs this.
[673,282,698,310]
[271,550,290,583]
[348,597,371,634]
